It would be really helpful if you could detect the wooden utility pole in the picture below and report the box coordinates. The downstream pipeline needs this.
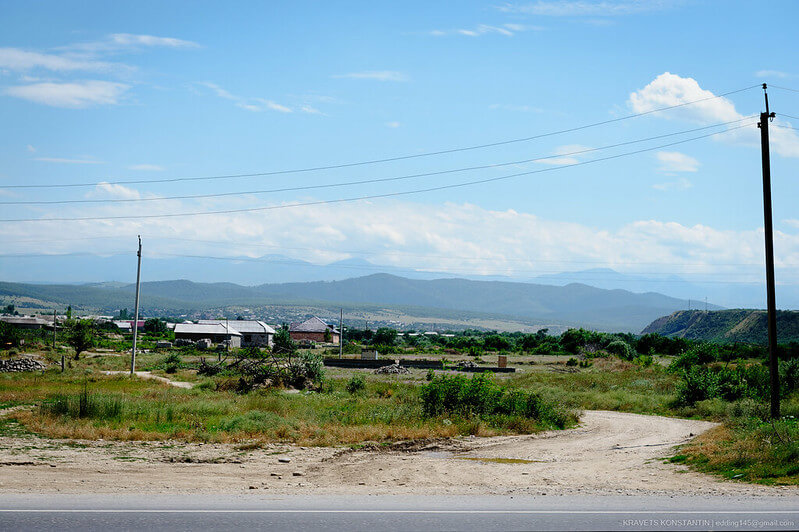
[758,84,780,419]
[130,236,142,376]
[339,308,343,359]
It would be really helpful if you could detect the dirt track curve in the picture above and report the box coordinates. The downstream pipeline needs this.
[0,410,793,496]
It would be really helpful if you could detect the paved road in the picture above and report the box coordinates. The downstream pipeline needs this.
[1,494,797,531]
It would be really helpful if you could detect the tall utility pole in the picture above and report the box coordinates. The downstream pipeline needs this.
[130,236,142,376]
[54,309,62,372]
[339,308,343,359]
[759,84,780,419]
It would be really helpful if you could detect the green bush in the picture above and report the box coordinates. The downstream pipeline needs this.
[605,340,635,360]
[346,374,366,394]
[420,373,572,428]
[781,358,799,395]
[163,352,181,374]
[675,364,771,406]
[565,357,578,367]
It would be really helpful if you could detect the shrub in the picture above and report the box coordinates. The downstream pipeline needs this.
[420,373,573,428]
[781,358,799,396]
[164,352,181,374]
[346,374,366,394]
[565,358,578,367]
[605,340,635,361]
[426,368,435,381]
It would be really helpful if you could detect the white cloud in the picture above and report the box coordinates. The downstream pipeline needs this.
[628,72,799,158]
[109,34,199,49]
[333,71,408,82]
[385,121,401,128]
[128,164,164,171]
[431,23,543,37]
[5,80,129,108]
[60,34,200,54]
[0,47,117,72]
[498,1,673,16]
[536,144,593,165]
[198,82,292,113]
[785,219,799,229]
[300,105,322,114]
[34,156,103,164]
[26,145,36,153]
[86,182,141,200]
[652,177,693,191]
[755,70,792,79]
[6,199,798,284]
[628,72,739,123]
[655,151,699,173]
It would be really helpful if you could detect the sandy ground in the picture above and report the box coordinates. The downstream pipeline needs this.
[0,409,794,496]
[102,371,195,389]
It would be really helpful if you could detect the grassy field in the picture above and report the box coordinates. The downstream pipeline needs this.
[2,345,798,486]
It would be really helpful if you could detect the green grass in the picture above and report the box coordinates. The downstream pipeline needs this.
[4,369,569,445]
[510,358,680,416]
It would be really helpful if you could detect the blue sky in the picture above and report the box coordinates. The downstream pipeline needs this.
[1,0,798,299]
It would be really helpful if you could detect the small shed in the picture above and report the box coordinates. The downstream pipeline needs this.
[174,322,242,348]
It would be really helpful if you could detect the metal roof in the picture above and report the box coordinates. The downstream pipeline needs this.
[0,316,51,327]
[289,316,339,334]
[174,323,242,336]
[197,320,276,334]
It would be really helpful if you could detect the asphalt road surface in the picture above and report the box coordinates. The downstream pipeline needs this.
[1,494,798,531]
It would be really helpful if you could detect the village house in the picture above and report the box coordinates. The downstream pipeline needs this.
[0,315,53,330]
[173,322,242,348]
[197,320,275,348]
[289,316,340,344]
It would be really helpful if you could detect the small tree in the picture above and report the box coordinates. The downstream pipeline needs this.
[66,319,94,360]
[272,326,296,355]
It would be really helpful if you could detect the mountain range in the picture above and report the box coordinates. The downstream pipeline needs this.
[0,273,720,332]
[1,253,793,310]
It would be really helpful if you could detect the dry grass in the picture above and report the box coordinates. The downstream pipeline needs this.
[674,416,799,485]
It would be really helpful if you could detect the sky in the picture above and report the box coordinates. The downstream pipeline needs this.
[1,0,799,303]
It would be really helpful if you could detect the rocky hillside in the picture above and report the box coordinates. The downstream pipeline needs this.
[642,309,799,344]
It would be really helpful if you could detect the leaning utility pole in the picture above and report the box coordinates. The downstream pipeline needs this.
[130,236,142,376]
[758,84,780,419]
[339,308,343,359]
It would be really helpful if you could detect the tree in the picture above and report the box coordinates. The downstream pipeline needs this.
[272,326,296,355]
[372,327,397,346]
[3,304,17,315]
[66,319,94,359]
[0,321,22,348]
[66,305,72,319]
[117,308,130,320]
[144,318,168,335]
[323,327,332,343]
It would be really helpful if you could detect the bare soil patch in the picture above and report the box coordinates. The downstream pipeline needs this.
[0,410,793,496]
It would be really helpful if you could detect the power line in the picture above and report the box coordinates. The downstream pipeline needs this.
[0,84,760,191]
[771,85,799,94]
[0,121,756,223]
[0,118,753,206]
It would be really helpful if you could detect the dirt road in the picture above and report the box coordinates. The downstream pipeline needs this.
[0,410,792,496]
